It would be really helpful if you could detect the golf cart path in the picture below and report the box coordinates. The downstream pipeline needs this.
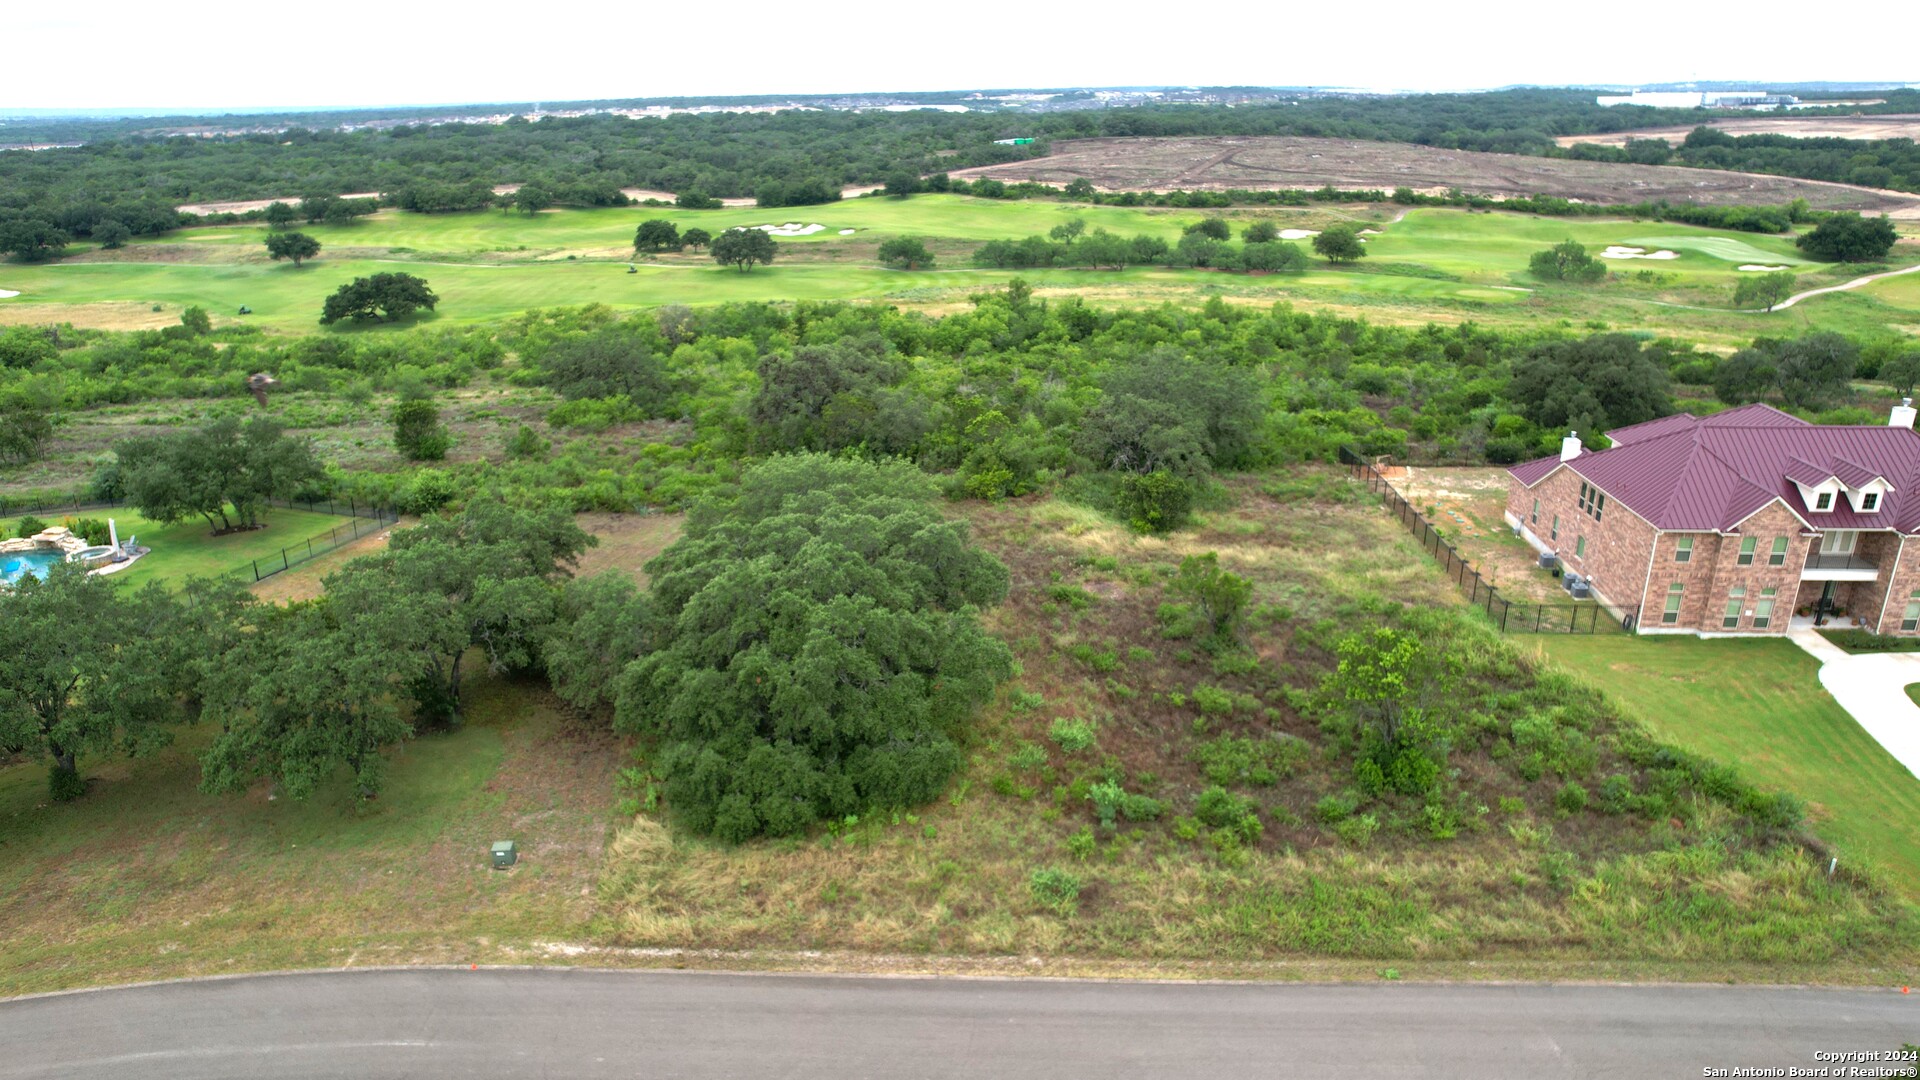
[1768,261,1920,311]
[1,968,1914,1079]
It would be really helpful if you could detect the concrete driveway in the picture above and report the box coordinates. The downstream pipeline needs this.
[1790,629,1920,780]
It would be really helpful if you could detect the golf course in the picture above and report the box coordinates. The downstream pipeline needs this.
[2,195,1913,344]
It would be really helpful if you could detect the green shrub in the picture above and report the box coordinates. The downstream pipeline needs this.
[1048,717,1098,753]
[391,398,450,461]
[1193,786,1262,843]
[1555,781,1589,816]
[1009,741,1048,771]
[1169,552,1252,646]
[1066,827,1097,860]
[1193,734,1307,787]
[1315,790,1361,823]
[1596,774,1635,815]
[1088,780,1165,828]
[1116,469,1193,534]
[1029,867,1084,910]
[48,764,85,802]
[1334,812,1379,847]
[14,515,46,538]
[1156,602,1203,639]
[67,517,111,545]
[1497,796,1527,816]
[1190,684,1236,716]
[1047,584,1096,610]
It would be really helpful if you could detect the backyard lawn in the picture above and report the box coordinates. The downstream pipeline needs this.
[1534,635,1920,893]
[3,507,374,588]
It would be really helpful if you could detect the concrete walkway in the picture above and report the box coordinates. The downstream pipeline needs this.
[1787,628,1920,779]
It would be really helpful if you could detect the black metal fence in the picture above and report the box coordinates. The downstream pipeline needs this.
[242,506,399,584]
[1340,447,1626,635]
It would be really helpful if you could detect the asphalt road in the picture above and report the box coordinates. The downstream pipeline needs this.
[1,968,1914,1079]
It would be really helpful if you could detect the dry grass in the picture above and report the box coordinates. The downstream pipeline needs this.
[572,512,685,583]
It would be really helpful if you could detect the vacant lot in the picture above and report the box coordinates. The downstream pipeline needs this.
[1557,115,1920,148]
[946,136,1920,212]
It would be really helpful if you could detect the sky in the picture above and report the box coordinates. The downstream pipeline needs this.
[3,0,1915,112]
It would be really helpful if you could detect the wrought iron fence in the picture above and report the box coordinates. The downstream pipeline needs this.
[1340,447,1628,635]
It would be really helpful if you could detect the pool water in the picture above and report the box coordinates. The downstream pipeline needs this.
[1,550,63,586]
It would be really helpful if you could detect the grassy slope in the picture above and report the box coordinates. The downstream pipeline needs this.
[3,508,367,588]
[1532,635,1920,891]
[1,200,1913,342]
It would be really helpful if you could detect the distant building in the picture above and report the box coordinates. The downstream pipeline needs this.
[1595,90,1800,109]
[993,137,1036,146]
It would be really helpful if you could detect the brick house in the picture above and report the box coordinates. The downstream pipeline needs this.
[1504,401,1920,636]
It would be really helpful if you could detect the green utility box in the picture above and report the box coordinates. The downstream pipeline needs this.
[490,840,517,869]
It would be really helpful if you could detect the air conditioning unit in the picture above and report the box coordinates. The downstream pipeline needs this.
[1561,572,1582,594]
[1569,578,1591,599]
[1539,552,1559,570]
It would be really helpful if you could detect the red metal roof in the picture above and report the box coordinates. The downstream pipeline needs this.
[1508,404,1920,533]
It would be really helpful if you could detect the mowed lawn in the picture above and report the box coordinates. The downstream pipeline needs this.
[1533,635,1920,892]
[2,507,368,588]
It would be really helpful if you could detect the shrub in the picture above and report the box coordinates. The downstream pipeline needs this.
[1088,780,1165,828]
[48,764,85,802]
[505,425,549,460]
[1009,741,1048,771]
[15,515,47,538]
[393,469,460,515]
[1333,812,1379,847]
[1316,790,1361,823]
[1555,781,1589,816]
[1029,867,1084,911]
[1169,552,1252,646]
[1115,469,1193,534]
[1066,827,1097,860]
[391,399,450,461]
[1048,717,1098,753]
[1194,786,1262,843]
[67,517,111,545]
[1193,734,1306,787]
[1596,774,1635,815]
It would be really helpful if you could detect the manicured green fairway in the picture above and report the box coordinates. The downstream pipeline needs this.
[2,507,365,588]
[1,199,1913,337]
[1533,635,1920,894]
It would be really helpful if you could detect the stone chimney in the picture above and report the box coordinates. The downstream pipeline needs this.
[1892,399,1916,430]
[1560,431,1583,462]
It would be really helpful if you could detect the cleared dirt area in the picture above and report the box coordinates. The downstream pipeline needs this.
[1388,466,1590,605]
[572,511,684,583]
[949,136,1919,212]
[1558,114,1920,147]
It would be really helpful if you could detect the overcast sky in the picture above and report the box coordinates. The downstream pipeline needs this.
[4,0,1915,112]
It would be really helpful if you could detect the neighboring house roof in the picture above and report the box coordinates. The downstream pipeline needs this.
[1508,403,1920,533]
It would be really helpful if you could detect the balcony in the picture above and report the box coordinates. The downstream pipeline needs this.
[1803,550,1879,582]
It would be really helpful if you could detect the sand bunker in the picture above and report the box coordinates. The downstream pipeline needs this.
[1359,228,1383,235]
[0,289,18,299]
[1277,229,1319,240]
[1737,264,1790,272]
[1600,246,1679,261]
[755,223,826,237]
[838,229,856,235]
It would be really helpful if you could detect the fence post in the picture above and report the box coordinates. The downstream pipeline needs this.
[252,559,260,582]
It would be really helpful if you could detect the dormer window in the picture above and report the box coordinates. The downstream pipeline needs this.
[1816,492,1834,511]
[1863,492,1880,512]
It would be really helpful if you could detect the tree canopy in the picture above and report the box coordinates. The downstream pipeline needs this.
[877,236,935,270]
[115,415,323,533]
[634,219,683,253]
[1508,333,1673,435]
[1527,239,1607,283]
[319,273,437,325]
[711,227,776,271]
[265,231,321,266]
[1795,213,1899,262]
[602,454,1013,841]
[1733,270,1796,312]
[1312,226,1367,263]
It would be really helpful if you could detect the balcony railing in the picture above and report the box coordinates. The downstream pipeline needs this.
[1804,551,1878,573]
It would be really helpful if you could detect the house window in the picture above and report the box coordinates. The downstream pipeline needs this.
[1863,492,1880,512]
[1663,583,1684,625]
[1675,536,1693,563]
[1723,586,1746,629]
[1575,535,1586,558]
[1593,491,1605,522]
[1578,482,1590,514]
[1768,537,1788,566]
[1531,498,1539,524]
[1821,530,1858,556]
[1816,491,1834,511]
[1550,515,1559,541]
[1904,590,1920,632]
[1753,588,1777,630]
[1737,537,1757,566]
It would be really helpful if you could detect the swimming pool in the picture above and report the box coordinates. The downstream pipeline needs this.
[1,549,63,586]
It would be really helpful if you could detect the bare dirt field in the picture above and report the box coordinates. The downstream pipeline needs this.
[947,136,1919,212]
[1387,466,1591,605]
[1557,114,1920,148]
[176,191,382,216]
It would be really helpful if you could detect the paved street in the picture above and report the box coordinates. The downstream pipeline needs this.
[2,969,1914,1079]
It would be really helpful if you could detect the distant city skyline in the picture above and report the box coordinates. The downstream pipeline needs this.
[4,0,1914,112]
